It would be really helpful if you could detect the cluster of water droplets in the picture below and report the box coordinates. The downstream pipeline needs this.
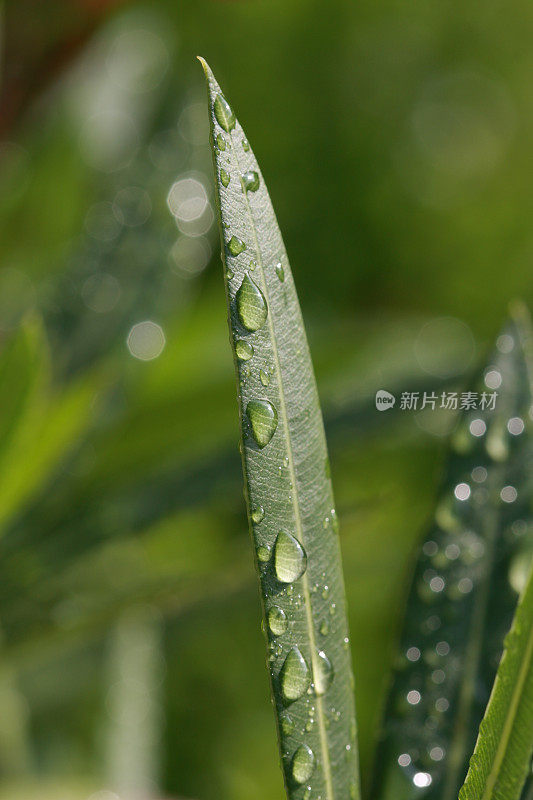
[378,330,533,796]
[211,85,356,796]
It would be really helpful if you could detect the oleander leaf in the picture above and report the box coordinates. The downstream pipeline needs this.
[200,58,360,800]
[458,557,533,800]
[371,308,533,800]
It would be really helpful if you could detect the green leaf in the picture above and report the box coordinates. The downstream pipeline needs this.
[459,558,533,800]
[0,316,101,533]
[371,309,533,800]
[200,58,360,800]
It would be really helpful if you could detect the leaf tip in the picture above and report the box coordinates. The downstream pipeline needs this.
[197,56,212,80]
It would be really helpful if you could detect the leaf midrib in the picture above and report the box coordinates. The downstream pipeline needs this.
[226,131,336,800]
[481,584,533,800]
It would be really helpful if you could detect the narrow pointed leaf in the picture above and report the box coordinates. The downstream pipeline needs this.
[200,58,360,800]
[459,559,533,800]
[372,311,533,800]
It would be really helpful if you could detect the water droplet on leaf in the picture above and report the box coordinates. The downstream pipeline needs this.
[236,273,268,330]
[252,505,265,522]
[220,169,230,187]
[214,94,235,132]
[268,605,288,636]
[280,646,310,703]
[242,170,260,192]
[260,368,270,386]
[291,744,315,784]
[227,236,246,256]
[257,545,270,562]
[275,263,285,282]
[280,711,295,735]
[242,138,250,151]
[216,133,226,151]
[274,531,307,582]
[246,399,278,448]
[236,339,254,361]
[314,650,334,695]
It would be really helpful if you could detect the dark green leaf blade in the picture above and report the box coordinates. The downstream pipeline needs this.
[371,311,533,800]
[200,58,360,800]
[459,558,533,800]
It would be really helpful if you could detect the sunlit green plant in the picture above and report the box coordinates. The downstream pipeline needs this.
[201,60,533,800]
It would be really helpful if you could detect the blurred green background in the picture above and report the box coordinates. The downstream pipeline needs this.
[1,1,532,798]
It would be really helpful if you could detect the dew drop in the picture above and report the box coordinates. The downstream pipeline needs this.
[214,94,235,132]
[252,505,265,523]
[249,259,257,271]
[319,620,329,636]
[236,273,268,331]
[280,711,295,735]
[291,744,315,784]
[242,170,260,192]
[242,137,250,152]
[216,133,226,151]
[280,646,310,703]
[227,236,246,257]
[268,605,288,636]
[260,368,270,386]
[314,650,334,695]
[246,399,278,448]
[275,263,285,282]
[220,169,230,187]
[226,267,234,280]
[321,585,330,600]
[236,339,254,361]
[274,531,307,583]
[257,545,271,563]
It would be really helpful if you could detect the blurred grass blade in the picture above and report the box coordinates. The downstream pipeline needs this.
[371,309,533,800]
[200,58,360,800]
[0,315,99,533]
[459,560,533,800]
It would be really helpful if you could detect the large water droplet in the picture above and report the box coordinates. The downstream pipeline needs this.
[280,646,310,703]
[216,133,226,151]
[220,169,230,187]
[268,605,288,635]
[291,744,315,784]
[236,273,268,330]
[236,339,254,361]
[214,94,235,132]
[314,650,334,695]
[247,399,278,448]
[242,170,260,192]
[274,531,307,582]
[227,236,246,257]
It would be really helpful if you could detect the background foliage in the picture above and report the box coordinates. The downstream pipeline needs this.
[1,1,533,798]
